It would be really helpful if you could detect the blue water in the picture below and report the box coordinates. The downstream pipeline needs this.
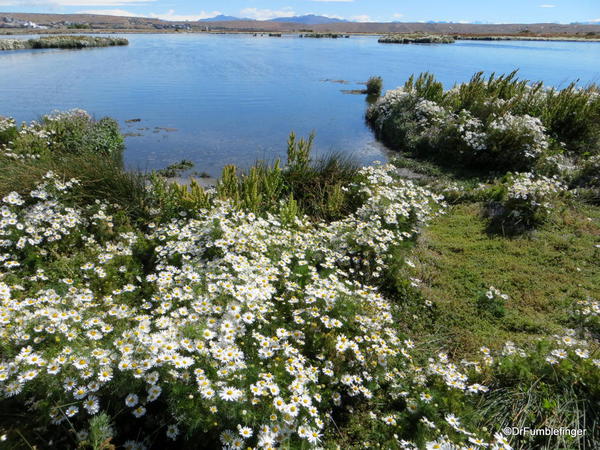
[1,34,599,175]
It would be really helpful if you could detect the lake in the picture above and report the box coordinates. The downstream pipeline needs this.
[1,34,599,175]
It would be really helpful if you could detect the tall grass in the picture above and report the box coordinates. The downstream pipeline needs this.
[159,132,361,222]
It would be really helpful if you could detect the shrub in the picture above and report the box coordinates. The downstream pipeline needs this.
[367,72,600,173]
[574,155,600,189]
[43,110,124,161]
[366,76,383,96]
[0,117,18,146]
[498,172,566,226]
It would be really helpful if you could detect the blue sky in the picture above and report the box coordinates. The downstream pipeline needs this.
[0,0,599,24]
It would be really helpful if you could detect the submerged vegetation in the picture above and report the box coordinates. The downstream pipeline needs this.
[0,69,598,449]
[0,35,129,51]
[378,34,456,44]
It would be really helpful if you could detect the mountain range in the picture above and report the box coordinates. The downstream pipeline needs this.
[199,14,348,25]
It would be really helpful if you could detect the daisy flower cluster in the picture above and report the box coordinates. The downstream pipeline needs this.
[0,172,83,268]
[502,172,566,223]
[0,117,15,134]
[478,330,599,371]
[0,160,501,448]
[487,113,549,160]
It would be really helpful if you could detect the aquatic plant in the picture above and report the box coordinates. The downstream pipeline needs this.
[366,76,383,96]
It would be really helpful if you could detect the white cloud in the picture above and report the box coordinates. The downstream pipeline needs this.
[239,7,295,21]
[539,4,556,7]
[148,9,221,21]
[0,0,155,5]
[77,8,221,21]
[77,8,138,15]
[392,13,404,19]
[350,14,372,22]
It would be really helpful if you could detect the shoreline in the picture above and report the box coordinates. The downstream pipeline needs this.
[2,28,600,42]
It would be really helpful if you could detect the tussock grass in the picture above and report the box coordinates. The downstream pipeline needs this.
[162,132,361,222]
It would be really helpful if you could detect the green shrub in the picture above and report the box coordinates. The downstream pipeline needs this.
[496,172,566,226]
[0,117,18,146]
[367,72,600,173]
[43,110,124,161]
[366,76,383,96]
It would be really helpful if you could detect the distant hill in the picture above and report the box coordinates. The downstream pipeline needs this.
[1,12,600,37]
[271,15,348,25]
[198,15,252,22]
[199,14,348,25]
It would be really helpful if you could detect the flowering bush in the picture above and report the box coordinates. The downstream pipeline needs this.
[367,72,600,172]
[3,155,497,448]
[0,110,123,163]
[499,172,567,225]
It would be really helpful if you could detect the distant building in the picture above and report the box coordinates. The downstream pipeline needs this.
[0,16,48,29]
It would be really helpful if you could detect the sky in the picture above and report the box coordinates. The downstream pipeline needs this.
[0,0,599,24]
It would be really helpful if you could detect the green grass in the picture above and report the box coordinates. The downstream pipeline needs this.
[400,200,600,356]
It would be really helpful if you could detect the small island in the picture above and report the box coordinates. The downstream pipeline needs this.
[378,33,455,44]
[300,33,350,38]
[0,35,129,51]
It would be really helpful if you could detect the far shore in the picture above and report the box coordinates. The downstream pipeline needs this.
[2,28,600,42]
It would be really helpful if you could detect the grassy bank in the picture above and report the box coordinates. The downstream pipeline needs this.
[0,99,598,450]
[0,35,128,51]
